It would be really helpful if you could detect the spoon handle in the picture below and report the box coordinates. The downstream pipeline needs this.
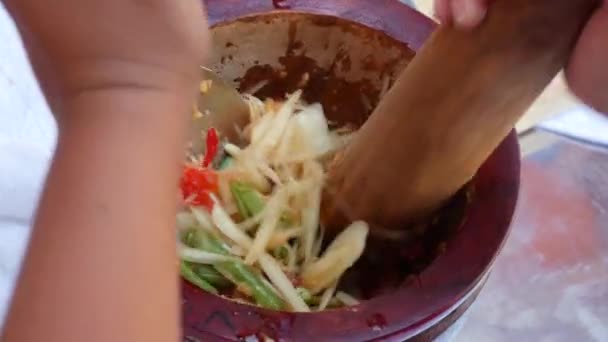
[323,0,599,230]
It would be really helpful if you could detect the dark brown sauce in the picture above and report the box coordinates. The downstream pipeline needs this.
[338,186,471,299]
[238,55,378,127]
[235,15,415,128]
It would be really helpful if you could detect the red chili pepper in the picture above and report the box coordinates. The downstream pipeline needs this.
[180,166,218,210]
[202,128,219,168]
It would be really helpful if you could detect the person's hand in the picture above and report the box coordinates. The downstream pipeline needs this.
[434,0,608,113]
[4,0,210,110]
[1,2,210,341]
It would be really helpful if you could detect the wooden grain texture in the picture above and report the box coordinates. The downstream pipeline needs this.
[324,0,599,231]
[409,0,583,134]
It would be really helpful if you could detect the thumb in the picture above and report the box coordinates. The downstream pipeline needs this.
[452,0,488,29]
[434,0,487,29]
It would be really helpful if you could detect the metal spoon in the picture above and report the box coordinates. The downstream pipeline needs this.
[191,67,250,154]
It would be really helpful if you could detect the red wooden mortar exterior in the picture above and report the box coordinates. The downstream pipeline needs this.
[182,1,521,340]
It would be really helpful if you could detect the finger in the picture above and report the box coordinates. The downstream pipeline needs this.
[566,3,608,113]
[451,0,487,29]
[434,0,452,24]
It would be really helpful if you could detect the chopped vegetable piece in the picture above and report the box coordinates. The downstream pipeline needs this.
[180,229,235,264]
[218,156,233,170]
[216,261,283,310]
[199,79,213,94]
[230,182,265,219]
[182,229,230,255]
[188,229,284,310]
[335,291,360,306]
[188,263,231,288]
[316,281,337,311]
[176,212,197,231]
[302,221,369,294]
[255,90,301,156]
[293,103,333,156]
[258,254,310,312]
[273,245,289,260]
[180,261,218,294]
[180,166,218,210]
[178,243,237,264]
[190,207,214,231]
[245,189,285,264]
[202,128,219,168]
[211,198,253,249]
[296,287,313,304]
[301,177,322,265]
[223,143,241,157]
[309,296,341,309]
[177,91,370,312]
[192,104,204,120]
[182,230,197,247]
[237,210,265,232]
[267,227,301,250]
[279,213,294,227]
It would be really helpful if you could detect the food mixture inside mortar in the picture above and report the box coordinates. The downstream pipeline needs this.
[176,13,469,313]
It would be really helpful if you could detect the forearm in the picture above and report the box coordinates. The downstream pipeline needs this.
[2,89,192,341]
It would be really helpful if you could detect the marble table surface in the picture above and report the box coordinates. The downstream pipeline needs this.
[456,135,608,342]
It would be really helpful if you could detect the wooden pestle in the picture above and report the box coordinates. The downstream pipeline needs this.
[323,0,599,232]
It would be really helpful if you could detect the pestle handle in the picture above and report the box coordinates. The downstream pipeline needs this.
[323,0,599,231]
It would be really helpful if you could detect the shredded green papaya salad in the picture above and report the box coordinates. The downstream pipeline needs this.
[177,89,368,312]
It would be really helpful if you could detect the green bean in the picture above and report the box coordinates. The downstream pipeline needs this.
[182,230,197,248]
[309,296,342,308]
[186,229,284,310]
[230,181,265,219]
[188,263,231,288]
[180,261,218,295]
[215,262,283,310]
[296,287,313,304]
[279,214,294,227]
[273,245,289,261]
[230,181,294,229]
[196,231,230,255]
[218,156,233,170]
[182,231,232,287]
